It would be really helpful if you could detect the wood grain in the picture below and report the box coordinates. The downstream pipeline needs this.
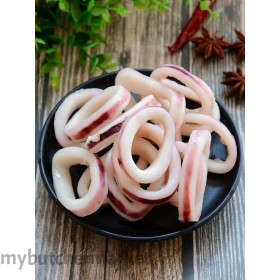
[105,238,182,280]
[186,0,245,279]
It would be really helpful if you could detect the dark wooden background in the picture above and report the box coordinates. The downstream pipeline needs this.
[35,0,244,279]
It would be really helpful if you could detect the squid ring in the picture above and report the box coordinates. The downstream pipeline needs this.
[178,130,211,222]
[52,147,108,217]
[64,85,130,142]
[150,64,215,116]
[183,113,237,174]
[118,106,175,183]
[54,88,102,148]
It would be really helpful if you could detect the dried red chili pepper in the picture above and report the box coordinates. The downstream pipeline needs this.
[168,0,217,53]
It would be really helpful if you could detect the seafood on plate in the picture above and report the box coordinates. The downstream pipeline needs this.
[52,64,238,222]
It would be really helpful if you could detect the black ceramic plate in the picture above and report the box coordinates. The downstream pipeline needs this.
[39,69,243,242]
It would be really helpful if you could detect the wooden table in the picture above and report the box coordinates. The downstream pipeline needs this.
[36,0,244,279]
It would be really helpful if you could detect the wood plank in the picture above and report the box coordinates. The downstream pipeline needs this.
[187,0,245,279]
[105,238,183,280]
[91,0,184,70]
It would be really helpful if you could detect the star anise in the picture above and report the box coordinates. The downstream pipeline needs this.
[221,66,245,103]
[228,29,245,63]
[190,27,230,60]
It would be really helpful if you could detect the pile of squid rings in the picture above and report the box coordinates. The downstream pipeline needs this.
[52,64,237,223]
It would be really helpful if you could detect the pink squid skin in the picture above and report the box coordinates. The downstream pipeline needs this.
[72,111,110,141]
[176,91,184,107]
[69,96,128,142]
[77,165,110,207]
[54,88,102,148]
[73,157,107,217]
[86,95,161,153]
[122,188,175,205]
[152,64,215,116]
[178,130,211,222]
[76,152,109,200]
[97,157,105,189]
[107,191,153,219]
[181,141,196,221]
[161,64,211,97]
[87,122,124,150]
[114,156,132,180]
